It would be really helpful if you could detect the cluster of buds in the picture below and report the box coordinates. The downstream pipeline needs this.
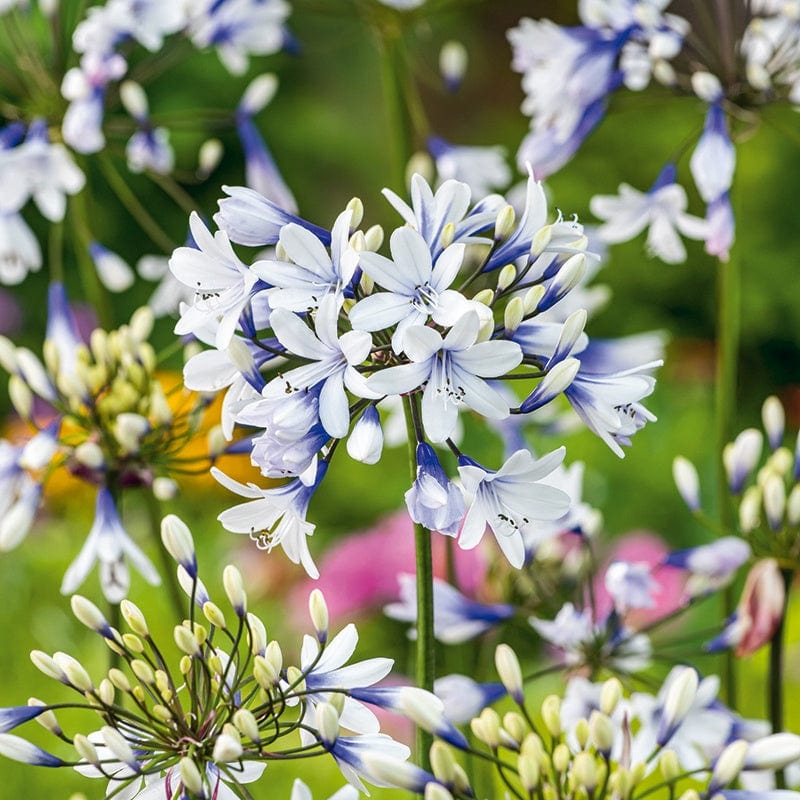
[673,395,799,656]
[0,515,456,798]
[0,283,220,600]
[370,645,800,800]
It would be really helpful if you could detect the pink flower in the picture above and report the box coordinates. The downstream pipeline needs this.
[289,511,488,627]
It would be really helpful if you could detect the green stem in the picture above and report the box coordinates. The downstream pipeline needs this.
[99,154,176,253]
[769,568,793,789]
[403,396,434,771]
[48,219,64,284]
[144,490,185,619]
[715,247,740,709]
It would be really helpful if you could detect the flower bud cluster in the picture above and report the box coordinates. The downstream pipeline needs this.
[0,514,441,799]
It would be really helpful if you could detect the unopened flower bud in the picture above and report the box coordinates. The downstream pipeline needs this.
[691,71,722,101]
[657,667,698,745]
[745,732,800,770]
[440,39,468,92]
[495,644,524,704]
[364,224,384,252]
[763,473,786,531]
[503,296,525,336]
[406,153,434,188]
[762,396,785,450]
[518,751,541,790]
[572,751,598,790]
[233,708,260,743]
[541,695,561,737]
[223,564,247,616]
[600,677,622,715]
[673,457,701,512]
[503,712,527,745]
[710,739,748,792]
[74,441,104,470]
[739,485,761,533]
[659,749,680,782]
[425,784,454,800]
[122,633,144,653]
[120,600,148,637]
[246,613,267,655]
[472,288,494,306]
[180,757,204,796]
[308,589,328,641]
[552,743,571,773]
[346,197,364,230]
[131,659,155,685]
[73,734,99,765]
[152,477,178,501]
[120,81,148,119]
[27,699,60,734]
[523,285,545,314]
[197,138,223,178]
[71,596,111,637]
[212,725,243,763]
[430,741,456,784]
[497,263,516,291]
[589,711,614,754]
[102,726,136,767]
[161,514,197,577]
[53,653,93,692]
[174,625,201,657]
[239,73,277,115]
[317,702,340,746]
[495,204,516,242]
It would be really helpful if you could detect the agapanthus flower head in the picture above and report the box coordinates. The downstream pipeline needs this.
[0,285,220,599]
[428,649,796,800]
[0,514,438,798]
[177,172,661,575]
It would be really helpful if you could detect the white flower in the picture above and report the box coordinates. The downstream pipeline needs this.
[61,488,160,603]
[366,312,523,443]
[530,602,595,659]
[294,622,393,747]
[263,294,373,439]
[0,121,85,221]
[590,166,708,264]
[0,212,41,285]
[170,213,262,348]
[350,225,469,353]
[458,447,571,568]
[291,779,359,800]
[212,464,324,578]
[255,209,358,311]
[429,136,511,197]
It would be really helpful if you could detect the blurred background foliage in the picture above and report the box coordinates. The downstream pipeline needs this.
[1,0,799,796]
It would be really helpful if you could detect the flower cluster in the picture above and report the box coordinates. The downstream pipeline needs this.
[508,2,786,263]
[0,515,457,798]
[169,173,663,576]
[375,644,800,800]
[0,0,294,293]
[0,283,214,600]
[674,394,799,656]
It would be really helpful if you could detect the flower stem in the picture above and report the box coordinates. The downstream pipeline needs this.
[715,248,740,709]
[769,568,794,789]
[403,395,434,770]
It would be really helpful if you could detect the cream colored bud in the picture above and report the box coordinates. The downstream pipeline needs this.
[712,739,748,790]
[197,138,223,177]
[161,514,196,573]
[74,441,105,470]
[523,285,545,315]
[308,589,329,639]
[440,39,468,88]
[572,751,598,790]
[346,197,364,230]
[203,601,227,630]
[120,600,148,637]
[42,339,59,376]
[530,225,552,257]
[452,764,471,795]
[769,447,794,476]
[102,726,135,766]
[495,205,516,242]
[364,224,384,252]
[233,708,260,742]
[472,288,494,306]
[440,222,456,250]
[541,695,561,737]
[174,625,201,657]
[430,741,457,784]
[677,789,700,800]
[739,485,762,532]
[0,336,17,372]
[122,633,144,653]
[53,653,93,692]
[28,698,60,733]
[588,711,614,753]
[246,613,267,655]
[552,743,571,773]
[254,655,280,688]
[316,702,340,745]
[691,71,722,102]
[503,296,525,335]
[503,712,527,744]
[129,306,154,342]
[98,679,115,706]
[212,725,243,763]
[114,413,149,455]
[653,59,677,86]
[223,564,247,615]
[518,752,540,790]
[406,153,434,187]
[497,263,516,291]
[152,477,178,501]
[179,656,191,675]
[600,677,622,715]
[120,80,148,119]
[73,733,99,764]
[131,659,155,685]
[180,757,204,795]
[763,473,786,530]
[71,596,109,634]
[207,425,227,457]
[574,718,589,749]
[9,375,32,419]
[659,749,680,782]
[108,669,131,693]
[425,784,455,800]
